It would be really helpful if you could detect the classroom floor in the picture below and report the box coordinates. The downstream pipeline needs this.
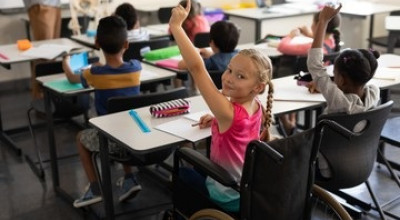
[1,78,400,220]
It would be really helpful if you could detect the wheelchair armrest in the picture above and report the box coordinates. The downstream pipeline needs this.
[174,148,238,188]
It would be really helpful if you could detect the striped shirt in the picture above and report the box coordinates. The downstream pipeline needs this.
[81,60,142,115]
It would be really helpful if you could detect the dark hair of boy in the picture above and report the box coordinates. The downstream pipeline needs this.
[314,12,341,52]
[210,21,240,53]
[96,16,127,55]
[115,3,138,30]
[335,49,380,86]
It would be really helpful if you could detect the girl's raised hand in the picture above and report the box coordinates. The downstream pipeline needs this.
[169,0,191,28]
[319,3,342,23]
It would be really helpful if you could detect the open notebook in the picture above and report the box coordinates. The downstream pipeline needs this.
[22,44,81,60]
[155,111,212,142]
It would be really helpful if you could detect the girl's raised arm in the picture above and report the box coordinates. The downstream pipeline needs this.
[169,0,233,124]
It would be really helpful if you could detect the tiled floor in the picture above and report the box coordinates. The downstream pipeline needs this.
[1,78,400,220]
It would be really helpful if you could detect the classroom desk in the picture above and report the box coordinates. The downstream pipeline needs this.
[224,2,318,44]
[36,62,177,204]
[0,38,92,155]
[225,1,400,48]
[0,38,89,69]
[70,24,171,49]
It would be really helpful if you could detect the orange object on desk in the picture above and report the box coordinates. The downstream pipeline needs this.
[17,39,32,51]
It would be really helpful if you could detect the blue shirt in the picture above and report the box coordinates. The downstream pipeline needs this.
[204,51,238,71]
[81,60,142,115]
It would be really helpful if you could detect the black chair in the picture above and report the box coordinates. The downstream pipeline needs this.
[158,7,173,24]
[123,37,171,62]
[26,56,98,180]
[194,32,210,48]
[369,11,400,53]
[314,101,394,220]
[92,87,189,180]
[172,128,323,220]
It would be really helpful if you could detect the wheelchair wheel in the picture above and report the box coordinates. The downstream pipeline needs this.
[311,185,352,220]
[189,209,234,220]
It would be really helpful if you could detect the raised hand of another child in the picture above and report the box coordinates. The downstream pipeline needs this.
[307,80,320,93]
[319,3,342,23]
[169,0,191,28]
[198,114,214,129]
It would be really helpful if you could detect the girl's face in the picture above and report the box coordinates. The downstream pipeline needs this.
[221,54,264,100]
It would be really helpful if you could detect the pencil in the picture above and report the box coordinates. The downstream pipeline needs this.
[191,122,200,127]
[0,52,9,60]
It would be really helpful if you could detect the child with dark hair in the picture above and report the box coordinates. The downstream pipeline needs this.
[62,16,143,208]
[308,4,380,177]
[115,3,149,42]
[178,20,240,71]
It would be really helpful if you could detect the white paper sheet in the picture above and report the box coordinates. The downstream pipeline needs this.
[155,118,211,142]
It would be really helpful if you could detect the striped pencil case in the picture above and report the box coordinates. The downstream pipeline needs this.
[149,99,190,118]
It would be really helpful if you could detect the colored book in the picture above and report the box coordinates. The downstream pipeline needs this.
[155,59,180,69]
[43,78,85,93]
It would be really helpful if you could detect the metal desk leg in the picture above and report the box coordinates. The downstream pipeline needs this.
[99,132,115,219]
[44,89,59,188]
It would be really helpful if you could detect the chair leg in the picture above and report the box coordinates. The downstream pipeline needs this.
[25,107,45,180]
[365,180,387,220]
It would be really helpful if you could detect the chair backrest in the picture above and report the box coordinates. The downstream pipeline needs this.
[107,87,189,114]
[208,70,224,90]
[315,101,393,190]
[158,7,173,23]
[123,37,171,61]
[240,129,317,220]
[194,32,210,48]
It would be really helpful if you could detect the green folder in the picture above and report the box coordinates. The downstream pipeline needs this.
[43,78,84,93]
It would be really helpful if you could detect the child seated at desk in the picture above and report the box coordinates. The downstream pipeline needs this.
[277,9,341,136]
[62,16,143,208]
[178,20,240,71]
[170,0,274,212]
[307,4,380,177]
[115,3,149,42]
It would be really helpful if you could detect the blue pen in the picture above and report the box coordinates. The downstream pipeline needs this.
[128,110,151,133]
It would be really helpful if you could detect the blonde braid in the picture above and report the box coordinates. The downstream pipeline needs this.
[260,81,274,142]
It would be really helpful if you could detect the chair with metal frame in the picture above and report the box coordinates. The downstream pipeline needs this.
[26,56,99,180]
[314,100,394,220]
[170,123,352,220]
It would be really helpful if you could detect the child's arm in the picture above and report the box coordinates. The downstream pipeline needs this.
[311,4,342,49]
[62,56,82,83]
[169,1,233,128]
